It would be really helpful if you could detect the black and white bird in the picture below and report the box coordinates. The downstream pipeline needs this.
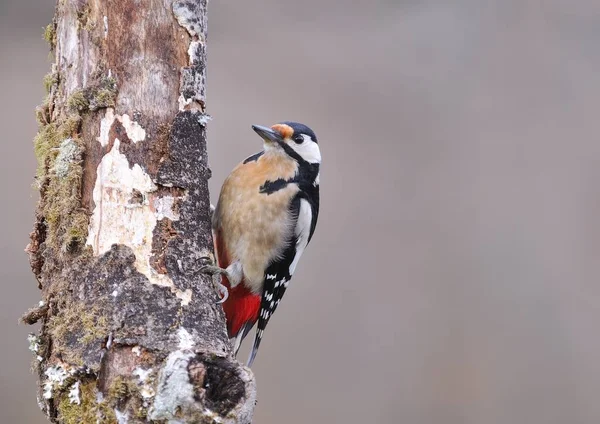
[204,121,320,366]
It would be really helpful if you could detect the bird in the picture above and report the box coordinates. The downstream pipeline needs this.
[202,121,321,367]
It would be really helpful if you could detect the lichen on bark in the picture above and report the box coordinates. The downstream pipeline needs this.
[24,1,256,422]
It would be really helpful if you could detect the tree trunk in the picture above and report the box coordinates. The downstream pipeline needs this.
[23,1,256,422]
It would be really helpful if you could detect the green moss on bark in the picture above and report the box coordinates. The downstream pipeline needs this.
[47,302,108,365]
[56,380,117,424]
[33,115,80,181]
[67,91,89,113]
[43,72,59,94]
[68,77,118,113]
[54,375,154,424]
[43,23,56,48]
[33,113,88,253]
[108,376,147,418]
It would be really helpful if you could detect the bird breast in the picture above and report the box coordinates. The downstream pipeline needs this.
[215,152,299,293]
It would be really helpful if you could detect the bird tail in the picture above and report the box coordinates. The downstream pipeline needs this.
[232,331,245,356]
[232,321,253,357]
[246,326,264,367]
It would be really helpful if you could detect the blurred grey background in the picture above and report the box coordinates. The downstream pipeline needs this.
[2,0,600,423]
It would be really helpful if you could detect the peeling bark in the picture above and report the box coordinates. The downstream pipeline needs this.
[24,1,256,422]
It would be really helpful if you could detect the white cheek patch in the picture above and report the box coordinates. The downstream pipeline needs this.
[290,135,321,164]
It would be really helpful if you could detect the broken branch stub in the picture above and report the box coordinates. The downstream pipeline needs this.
[24,1,256,422]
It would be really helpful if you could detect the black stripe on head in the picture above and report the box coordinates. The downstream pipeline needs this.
[280,142,306,164]
[279,121,318,143]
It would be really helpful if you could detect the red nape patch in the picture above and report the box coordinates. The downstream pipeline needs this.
[222,283,260,338]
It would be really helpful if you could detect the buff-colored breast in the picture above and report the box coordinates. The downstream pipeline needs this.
[214,150,299,293]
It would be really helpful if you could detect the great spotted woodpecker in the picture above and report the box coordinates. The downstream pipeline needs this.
[203,122,321,366]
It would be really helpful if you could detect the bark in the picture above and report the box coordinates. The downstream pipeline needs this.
[23,1,256,423]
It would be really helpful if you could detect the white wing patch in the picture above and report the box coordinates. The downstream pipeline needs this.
[289,199,312,276]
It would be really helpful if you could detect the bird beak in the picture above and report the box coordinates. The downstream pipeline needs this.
[252,125,284,145]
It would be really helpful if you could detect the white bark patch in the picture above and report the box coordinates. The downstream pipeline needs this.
[115,409,129,424]
[134,367,156,399]
[133,367,153,383]
[28,334,40,353]
[98,108,146,147]
[103,16,108,39]
[43,365,69,399]
[176,289,193,306]
[177,327,195,350]
[197,113,212,126]
[188,41,202,65]
[173,3,204,38]
[147,350,195,421]
[86,134,189,304]
[98,108,116,147]
[141,386,157,400]
[154,196,180,221]
[118,113,146,143]
[86,138,159,271]
[59,17,81,94]
[178,94,192,111]
[174,1,207,112]
[146,328,200,417]
[68,381,81,405]
[234,367,257,424]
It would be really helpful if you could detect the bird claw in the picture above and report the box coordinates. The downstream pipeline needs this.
[198,256,214,268]
[199,257,229,304]
[216,281,229,304]
[200,264,227,276]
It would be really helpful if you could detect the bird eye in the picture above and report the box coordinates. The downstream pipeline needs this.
[293,135,304,144]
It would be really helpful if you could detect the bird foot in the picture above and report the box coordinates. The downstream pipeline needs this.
[199,257,229,304]
[214,279,229,304]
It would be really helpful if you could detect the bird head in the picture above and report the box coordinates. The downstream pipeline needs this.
[252,121,321,164]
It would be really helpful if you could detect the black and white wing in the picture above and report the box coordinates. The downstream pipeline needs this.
[246,192,318,366]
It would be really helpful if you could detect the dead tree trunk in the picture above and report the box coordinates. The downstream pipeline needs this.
[23,1,256,422]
